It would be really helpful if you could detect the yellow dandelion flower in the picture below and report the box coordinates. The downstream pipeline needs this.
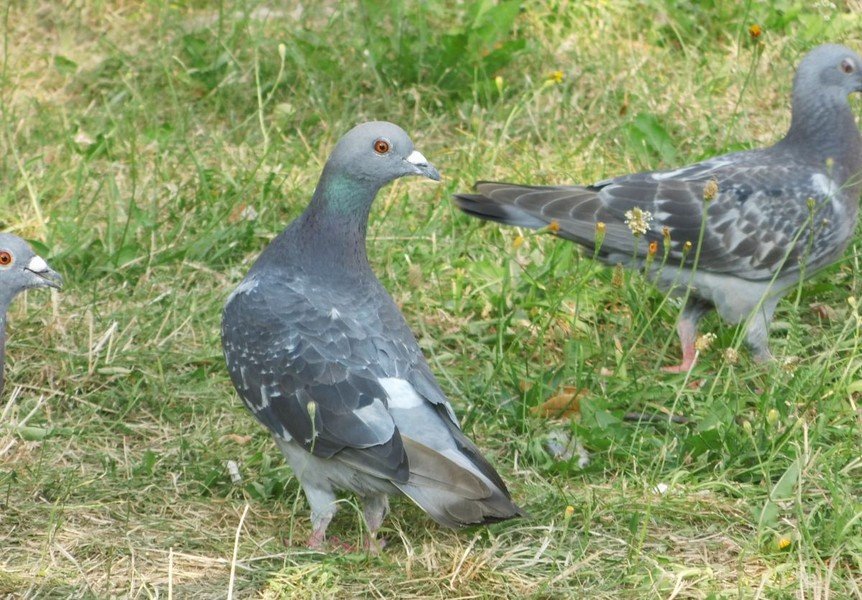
[548,70,564,84]
[564,505,574,519]
[548,220,561,233]
[595,222,606,247]
[748,24,762,39]
[777,536,792,550]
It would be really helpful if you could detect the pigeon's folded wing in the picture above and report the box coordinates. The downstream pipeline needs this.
[222,275,408,482]
[468,156,847,280]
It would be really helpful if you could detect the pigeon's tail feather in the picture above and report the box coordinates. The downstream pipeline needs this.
[453,191,549,229]
[396,436,525,528]
[456,182,645,258]
[454,181,603,234]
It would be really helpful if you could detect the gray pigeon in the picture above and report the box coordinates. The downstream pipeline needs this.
[455,44,862,371]
[0,234,62,395]
[221,122,523,551]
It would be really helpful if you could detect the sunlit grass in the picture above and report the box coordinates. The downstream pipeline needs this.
[1,1,861,597]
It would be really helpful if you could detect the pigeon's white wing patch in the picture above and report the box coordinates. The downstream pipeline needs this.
[811,173,839,197]
[379,377,425,409]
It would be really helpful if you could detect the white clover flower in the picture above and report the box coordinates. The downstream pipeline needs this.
[694,332,717,353]
[723,347,740,364]
[624,207,653,236]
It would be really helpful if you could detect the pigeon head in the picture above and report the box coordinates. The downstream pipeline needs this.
[795,44,862,100]
[782,44,862,161]
[0,234,62,308]
[323,121,441,187]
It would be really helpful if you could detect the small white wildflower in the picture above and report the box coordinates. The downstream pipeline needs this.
[694,332,717,353]
[263,163,283,176]
[239,205,258,221]
[624,207,653,236]
[164,182,179,200]
[781,356,800,374]
[703,178,719,201]
[723,347,740,364]
[74,131,95,146]
[652,482,669,495]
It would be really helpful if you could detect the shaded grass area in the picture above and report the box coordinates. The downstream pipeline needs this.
[1,0,861,597]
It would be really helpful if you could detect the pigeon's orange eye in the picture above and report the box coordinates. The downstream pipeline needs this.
[0,251,12,266]
[373,139,391,154]
[841,59,855,74]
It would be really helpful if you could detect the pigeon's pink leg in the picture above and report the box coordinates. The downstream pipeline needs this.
[362,494,389,555]
[661,315,698,373]
[661,299,711,373]
[304,487,337,551]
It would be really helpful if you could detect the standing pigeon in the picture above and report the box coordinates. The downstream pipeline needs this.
[0,234,62,396]
[222,122,523,551]
[454,44,862,371]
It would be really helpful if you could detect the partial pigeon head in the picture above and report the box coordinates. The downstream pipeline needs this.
[0,234,62,307]
[0,233,61,397]
[323,121,441,186]
[794,44,862,99]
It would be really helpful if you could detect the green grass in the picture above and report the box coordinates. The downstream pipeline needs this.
[1,0,861,597]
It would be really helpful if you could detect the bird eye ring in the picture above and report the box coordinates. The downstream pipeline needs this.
[841,59,854,74]
[0,251,13,266]
[373,139,391,154]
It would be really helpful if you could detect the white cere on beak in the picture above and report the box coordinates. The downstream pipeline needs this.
[28,255,49,273]
[406,150,428,166]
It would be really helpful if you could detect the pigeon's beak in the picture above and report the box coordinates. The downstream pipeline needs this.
[406,150,441,182]
[25,255,63,290]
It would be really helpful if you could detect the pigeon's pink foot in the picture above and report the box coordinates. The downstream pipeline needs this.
[304,531,384,554]
[364,535,387,555]
[325,535,358,552]
[307,529,328,551]
[661,356,696,373]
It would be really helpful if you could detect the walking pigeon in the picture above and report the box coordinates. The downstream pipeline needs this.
[0,234,62,395]
[221,122,523,551]
[454,44,862,371]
